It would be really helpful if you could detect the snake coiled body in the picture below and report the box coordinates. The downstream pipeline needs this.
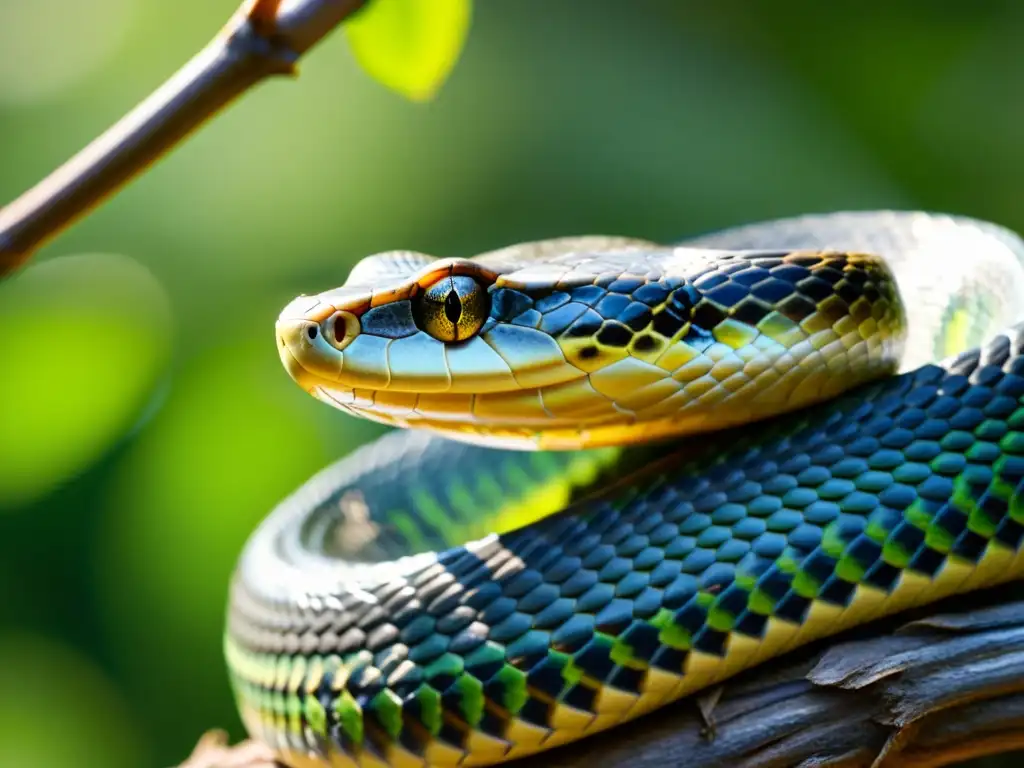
[227,212,1024,767]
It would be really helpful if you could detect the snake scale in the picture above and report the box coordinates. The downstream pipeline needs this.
[226,211,1024,767]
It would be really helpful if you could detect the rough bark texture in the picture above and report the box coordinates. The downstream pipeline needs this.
[182,583,1024,767]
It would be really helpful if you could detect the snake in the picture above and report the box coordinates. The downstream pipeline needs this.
[226,211,1024,768]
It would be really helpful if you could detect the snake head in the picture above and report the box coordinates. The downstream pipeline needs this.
[277,239,906,449]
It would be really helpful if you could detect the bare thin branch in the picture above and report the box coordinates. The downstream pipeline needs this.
[0,0,368,278]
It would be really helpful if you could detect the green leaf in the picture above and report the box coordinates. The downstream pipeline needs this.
[345,0,471,101]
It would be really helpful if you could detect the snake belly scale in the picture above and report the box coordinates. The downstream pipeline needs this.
[226,211,1024,767]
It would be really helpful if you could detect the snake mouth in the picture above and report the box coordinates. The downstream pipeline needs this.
[311,384,573,448]
[278,312,593,442]
[278,303,593,395]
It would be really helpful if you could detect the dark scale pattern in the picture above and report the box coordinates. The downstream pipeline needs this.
[486,249,898,371]
[228,323,1024,766]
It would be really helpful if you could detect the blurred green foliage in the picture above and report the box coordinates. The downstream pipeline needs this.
[346,0,471,101]
[2,1,1024,765]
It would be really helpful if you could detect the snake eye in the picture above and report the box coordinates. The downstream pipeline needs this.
[415,275,489,342]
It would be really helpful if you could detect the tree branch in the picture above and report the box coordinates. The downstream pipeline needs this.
[0,0,368,278]
[180,584,1024,768]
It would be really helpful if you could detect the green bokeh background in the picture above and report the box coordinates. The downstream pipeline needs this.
[2,1,1022,765]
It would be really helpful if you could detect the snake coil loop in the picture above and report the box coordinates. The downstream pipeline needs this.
[229,211,1024,768]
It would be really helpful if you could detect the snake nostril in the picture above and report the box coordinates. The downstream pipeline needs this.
[306,325,319,342]
[324,310,359,351]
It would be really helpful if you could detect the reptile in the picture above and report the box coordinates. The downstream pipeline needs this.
[226,211,1024,767]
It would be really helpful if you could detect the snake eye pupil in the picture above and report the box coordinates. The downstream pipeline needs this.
[444,289,462,324]
[415,274,490,343]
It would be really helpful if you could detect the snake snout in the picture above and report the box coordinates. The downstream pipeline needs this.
[276,315,344,385]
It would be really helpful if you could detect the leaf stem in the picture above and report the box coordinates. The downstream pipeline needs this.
[0,0,368,278]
